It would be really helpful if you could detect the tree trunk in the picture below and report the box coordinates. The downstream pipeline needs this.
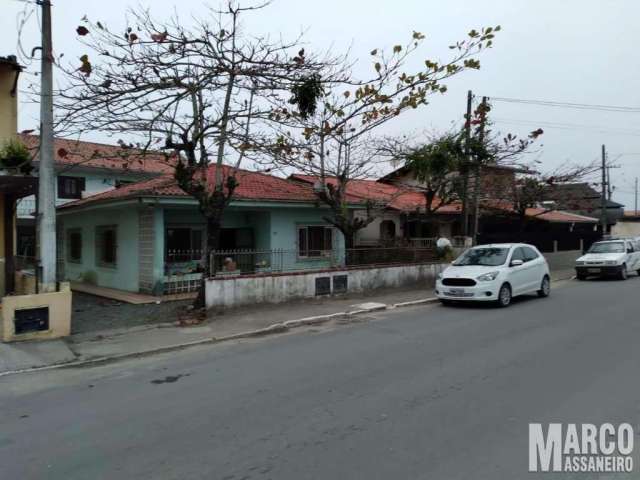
[193,213,223,310]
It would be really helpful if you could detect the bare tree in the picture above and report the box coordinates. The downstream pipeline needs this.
[55,2,338,308]
[268,26,502,248]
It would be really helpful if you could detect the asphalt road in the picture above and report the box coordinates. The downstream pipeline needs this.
[1,276,639,479]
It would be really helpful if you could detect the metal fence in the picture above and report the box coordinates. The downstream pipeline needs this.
[408,236,467,249]
[209,246,438,277]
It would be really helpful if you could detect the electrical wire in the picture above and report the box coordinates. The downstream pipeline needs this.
[491,117,640,137]
[489,96,640,113]
[16,1,36,67]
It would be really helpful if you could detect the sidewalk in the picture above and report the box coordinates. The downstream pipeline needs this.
[0,269,576,376]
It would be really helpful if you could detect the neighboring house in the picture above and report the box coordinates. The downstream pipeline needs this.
[379,163,526,203]
[15,135,173,257]
[542,182,624,233]
[57,166,348,295]
[289,173,599,250]
[612,211,640,238]
[0,55,37,297]
[289,173,462,246]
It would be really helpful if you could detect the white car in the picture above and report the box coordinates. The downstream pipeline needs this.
[575,239,640,280]
[435,243,551,308]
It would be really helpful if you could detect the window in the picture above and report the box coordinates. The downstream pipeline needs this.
[522,246,539,262]
[57,176,85,199]
[298,226,333,257]
[166,227,203,261]
[588,242,625,254]
[67,229,82,263]
[95,225,117,267]
[510,247,526,263]
[453,247,509,267]
[380,220,396,241]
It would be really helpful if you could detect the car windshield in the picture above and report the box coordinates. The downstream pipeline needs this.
[453,248,509,266]
[588,242,625,253]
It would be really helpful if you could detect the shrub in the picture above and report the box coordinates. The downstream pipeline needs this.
[0,138,33,175]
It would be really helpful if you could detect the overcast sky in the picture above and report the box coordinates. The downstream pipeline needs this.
[3,0,640,209]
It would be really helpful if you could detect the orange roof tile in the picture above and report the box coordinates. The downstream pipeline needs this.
[20,134,175,175]
[289,174,461,214]
[58,165,320,210]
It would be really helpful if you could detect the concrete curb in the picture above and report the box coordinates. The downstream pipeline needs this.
[391,297,440,308]
[0,295,441,378]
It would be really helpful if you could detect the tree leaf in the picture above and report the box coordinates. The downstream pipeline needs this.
[76,26,89,36]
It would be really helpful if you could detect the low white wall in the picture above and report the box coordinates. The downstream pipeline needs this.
[544,250,582,271]
[205,263,448,309]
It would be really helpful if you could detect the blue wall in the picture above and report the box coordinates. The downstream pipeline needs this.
[61,206,140,292]
[61,202,346,293]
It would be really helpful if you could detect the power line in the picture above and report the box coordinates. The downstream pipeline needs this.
[489,96,640,113]
[491,117,640,137]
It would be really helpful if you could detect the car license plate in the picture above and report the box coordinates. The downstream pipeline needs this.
[447,288,465,296]
[588,268,601,273]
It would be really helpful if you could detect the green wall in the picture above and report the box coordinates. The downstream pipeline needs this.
[61,202,346,293]
[62,206,140,292]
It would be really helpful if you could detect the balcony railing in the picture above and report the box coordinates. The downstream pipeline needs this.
[16,198,36,218]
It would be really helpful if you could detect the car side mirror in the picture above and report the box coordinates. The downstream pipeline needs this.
[510,259,524,267]
[627,248,633,254]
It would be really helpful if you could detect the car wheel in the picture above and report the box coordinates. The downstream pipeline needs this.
[637,269,640,277]
[619,265,628,280]
[576,273,586,281]
[537,275,551,298]
[497,283,512,308]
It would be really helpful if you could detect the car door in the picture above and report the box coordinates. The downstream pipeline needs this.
[508,247,528,295]
[626,241,640,272]
[522,246,545,291]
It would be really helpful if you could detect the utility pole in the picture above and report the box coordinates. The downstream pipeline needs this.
[37,0,57,292]
[606,165,612,200]
[461,90,473,237]
[600,144,607,236]
[635,177,638,215]
[471,96,488,245]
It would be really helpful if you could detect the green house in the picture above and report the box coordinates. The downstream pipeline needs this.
[57,167,348,295]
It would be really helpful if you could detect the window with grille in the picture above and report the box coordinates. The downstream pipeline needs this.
[298,226,333,257]
[165,227,203,261]
[96,225,117,267]
[57,176,85,199]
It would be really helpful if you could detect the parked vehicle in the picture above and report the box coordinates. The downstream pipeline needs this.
[575,238,640,280]
[435,243,550,308]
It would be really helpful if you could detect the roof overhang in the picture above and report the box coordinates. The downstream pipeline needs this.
[0,175,37,198]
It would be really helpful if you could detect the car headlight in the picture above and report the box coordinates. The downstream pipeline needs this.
[477,271,499,282]
[605,261,618,266]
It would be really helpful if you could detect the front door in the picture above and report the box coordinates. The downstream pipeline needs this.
[219,228,255,272]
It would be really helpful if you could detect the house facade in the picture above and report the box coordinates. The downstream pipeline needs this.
[542,182,624,233]
[57,168,347,295]
[290,171,600,251]
[15,135,172,258]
